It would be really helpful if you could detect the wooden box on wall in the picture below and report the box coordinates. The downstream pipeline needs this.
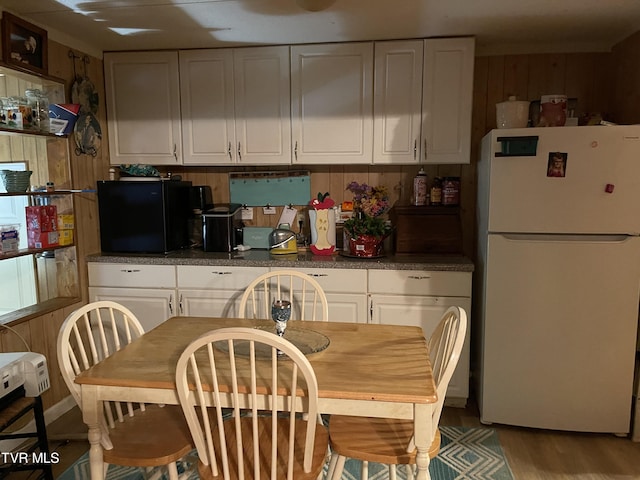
[390,205,462,254]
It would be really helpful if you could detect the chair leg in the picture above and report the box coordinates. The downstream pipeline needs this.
[326,453,338,479]
[405,463,415,478]
[143,466,163,480]
[389,464,397,480]
[167,461,179,480]
[361,460,368,480]
[330,455,346,480]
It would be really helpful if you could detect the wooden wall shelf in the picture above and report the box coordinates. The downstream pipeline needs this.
[0,244,75,261]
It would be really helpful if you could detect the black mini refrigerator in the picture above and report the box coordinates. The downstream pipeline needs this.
[97,180,192,253]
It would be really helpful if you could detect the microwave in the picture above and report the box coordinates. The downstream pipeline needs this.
[97,180,192,253]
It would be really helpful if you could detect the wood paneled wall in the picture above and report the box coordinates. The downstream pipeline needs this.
[611,31,640,125]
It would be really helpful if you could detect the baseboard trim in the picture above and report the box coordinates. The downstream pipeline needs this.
[43,395,77,426]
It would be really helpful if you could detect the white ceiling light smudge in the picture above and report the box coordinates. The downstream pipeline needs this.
[108,28,161,36]
[296,0,337,12]
[52,0,91,15]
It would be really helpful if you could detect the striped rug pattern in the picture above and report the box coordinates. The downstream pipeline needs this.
[59,426,514,480]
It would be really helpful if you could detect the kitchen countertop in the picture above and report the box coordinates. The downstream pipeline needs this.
[86,249,474,272]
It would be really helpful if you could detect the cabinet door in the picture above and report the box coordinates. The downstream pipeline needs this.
[88,263,176,289]
[325,293,368,324]
[291,43,373,164]
[272,267,368,323]
[421,37,474,164]
[177,265,269,317]
[234,46,291,165]
[370,294,471,403]
[88,287,176,332]
[104,51,182,165]
[179,289,244,318]
[179,49,236,165]
[177,265,269,290]
[373,40,423,164]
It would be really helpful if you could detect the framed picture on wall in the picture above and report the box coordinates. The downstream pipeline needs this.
[1,12,48,75]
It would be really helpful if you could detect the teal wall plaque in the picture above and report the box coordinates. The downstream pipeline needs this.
[229,171,311,206]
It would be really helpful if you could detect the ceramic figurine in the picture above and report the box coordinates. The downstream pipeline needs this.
[309,192,336,255]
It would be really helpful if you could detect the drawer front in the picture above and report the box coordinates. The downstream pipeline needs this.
[273,268,368,294]
[88,263,176,288]
[177,266,269,290]
[368,270,471,297]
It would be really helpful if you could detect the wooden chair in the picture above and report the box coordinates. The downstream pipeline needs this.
[239,270,329,322]
[326,306,468,480]
[57,301,193,480]
[175,326,329,480]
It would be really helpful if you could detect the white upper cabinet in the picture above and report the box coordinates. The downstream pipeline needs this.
[373,40,424,164]
[234,47,291,165]
[104,51,182,165]
[180,46,291,165]
[291,43,373,165]
[179,49,235,165]
[421,37,475,164]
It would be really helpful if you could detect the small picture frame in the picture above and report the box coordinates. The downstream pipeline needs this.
[547,152,568,178]
[1,12,48,75]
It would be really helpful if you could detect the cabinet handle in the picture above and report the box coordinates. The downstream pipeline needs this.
[228,142,232,161]
[179,294,183,315]
[120,269,141,273]
[211,271,232,275]
[408,275,431,280]
[369,297,373,322]
[173,144,178,162]
[237,142,242,162]
[294,141,298,161]
[424,139,427,160]
[414,139,417,160]
[309,273,328,277]
[169,294,174,315]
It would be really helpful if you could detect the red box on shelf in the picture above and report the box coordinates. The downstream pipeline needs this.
[26,206,58,233]
[27,231,59,249]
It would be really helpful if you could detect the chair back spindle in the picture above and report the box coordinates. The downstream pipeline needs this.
[239,270,329,322]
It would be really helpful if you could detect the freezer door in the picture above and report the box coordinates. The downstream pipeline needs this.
[480,233,640,432]
[483,126,640,234]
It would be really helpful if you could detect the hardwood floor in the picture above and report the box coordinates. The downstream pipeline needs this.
[440,401,640,480]
[34,399,640,479]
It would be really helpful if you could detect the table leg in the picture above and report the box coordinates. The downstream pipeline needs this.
[81,386,105,480]
[413,404,432,480]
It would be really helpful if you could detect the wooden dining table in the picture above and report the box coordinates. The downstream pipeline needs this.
[75,316,438,480]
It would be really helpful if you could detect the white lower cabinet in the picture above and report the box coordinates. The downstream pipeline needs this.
[87,263,178,332]
[177,265,269,317]
[271,268,368,323]
[368,269,472,405]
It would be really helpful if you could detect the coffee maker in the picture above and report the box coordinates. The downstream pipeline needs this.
[189,186,213,247]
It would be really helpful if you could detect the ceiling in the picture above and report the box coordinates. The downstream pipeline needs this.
[2,0,640,58]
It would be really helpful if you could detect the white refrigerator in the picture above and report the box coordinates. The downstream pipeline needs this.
[476,125,640,433]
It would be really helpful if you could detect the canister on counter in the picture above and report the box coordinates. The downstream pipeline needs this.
[442,177,460,206]
[429,177,442,206]
[412,168,428,206]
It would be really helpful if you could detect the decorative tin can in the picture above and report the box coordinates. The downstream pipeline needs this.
[442,177,460,206]
[413,168,428,206]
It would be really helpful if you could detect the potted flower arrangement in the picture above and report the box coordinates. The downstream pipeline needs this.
[343,182,392,257]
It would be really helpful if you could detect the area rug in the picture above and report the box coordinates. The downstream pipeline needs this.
[58,426,514,480]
